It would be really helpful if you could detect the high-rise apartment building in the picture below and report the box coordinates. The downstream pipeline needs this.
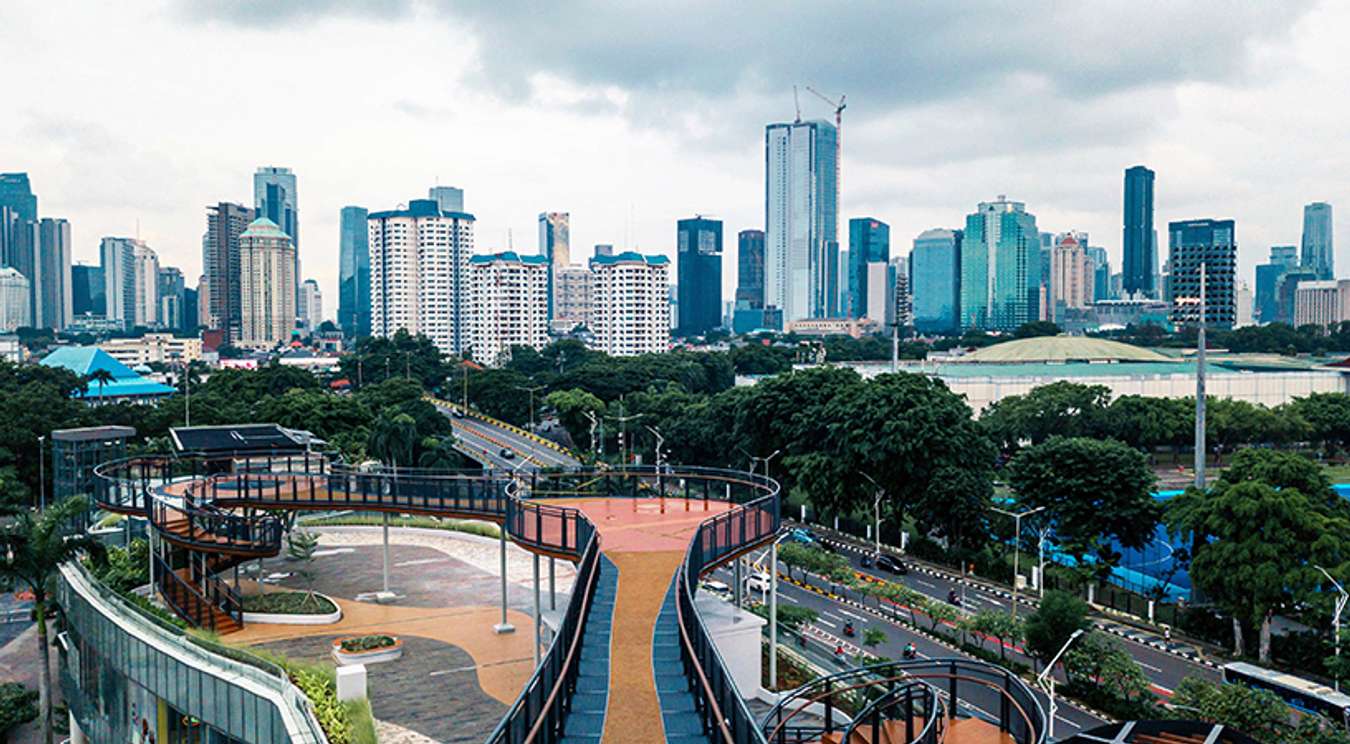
[539,212,570,321]
[553,267,592,333]
[100,238,138,329]
[469,251,549,366]
[847,218,889,319]
[910,228,961,334]
[765,119,838,322]
[1302,202,1334,280]
[157,267,185,331]
[254,167,299,304]
[1123,165,1156,298]
[36,218,72,330]
[298,279,323,333]
[133,243,160,328]
[429,186,464,214]
[1086,246,1111,302]
[589,252,670,356]
[71,264,105,318]
[204,202,256,340]
[676,216,722,336]
[0,268,31,332]
[368,199,474,355]
[238,218,296,349]
[338,206,371,338]
[1168,219,1237,330]
[1050,233,1094,318]
[735,230,765,309]
[959,197,1041,331]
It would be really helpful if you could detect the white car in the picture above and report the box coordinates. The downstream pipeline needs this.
[745,571,773,594]
[700,580,731,598]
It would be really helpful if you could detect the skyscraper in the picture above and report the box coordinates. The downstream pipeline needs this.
[539,212,570,320]
[847,218,890,319]
[204,202,256,340]
[100,238,138,329]
[369,199,474,355]
[254,166,299,305]
[1256,245,1299,324]
[429,186,464,214]
[735,230,765,309]
[338,206,371,338]
[910,228,961,334]
[36,218,72,330]
[1168,219,1237,330]
[765,119,838,322]
[157,267,185,331]
[676,216,723,336]
[0,268,30,332]
[589,253,670,356]
[71,264,105,317]
[1,175,40,323]
[1050,233,1094,318]
[469,252,549,366]
[1123,165,1156,298]
[0,174,37,222]
[238,218,296,349]
[1086,246,1111,302]
[959,197,1041,331]
[299,279,323,333]
[133,243,160,328]
[1302,202,1334,280]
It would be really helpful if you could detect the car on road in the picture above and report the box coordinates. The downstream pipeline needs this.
[700,580,731,599]
[451,409,466,419]
[875,554,908,575]
[785,528,833,551]
[499,448,515,459]
[745,571,773,594]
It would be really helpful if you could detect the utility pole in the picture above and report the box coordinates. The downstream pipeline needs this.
[462,364,469,409]
[890,319,899,373]
[861,472,884,559]
[1318,565,1349,692]
[1195,263,1207,490]
[645,425,666,471]
[583,410,599,462]
[516,384,546,461]
[608,396,643,465]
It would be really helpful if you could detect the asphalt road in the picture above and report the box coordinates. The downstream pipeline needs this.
[432,401,580,471]
[707,562,1107,736]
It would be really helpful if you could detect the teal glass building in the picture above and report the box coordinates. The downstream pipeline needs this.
[910,228,960,333]
[846,218,889,319]
[959,197,1040,331]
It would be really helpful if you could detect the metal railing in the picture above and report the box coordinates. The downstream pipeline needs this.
[150,490,284,556]
[152,553,244,632]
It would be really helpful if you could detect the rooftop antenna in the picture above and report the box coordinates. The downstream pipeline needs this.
[792,86,801,123]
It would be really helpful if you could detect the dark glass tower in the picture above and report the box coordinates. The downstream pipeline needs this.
[1168,219,1237,330]
[71,264,106,317]
[676,216,723,336]
[1123,165,1156,298]
[338,206,371,338]
[735,230,765,309]
[847,218,890,319]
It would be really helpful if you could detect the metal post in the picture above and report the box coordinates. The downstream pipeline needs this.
[1038,526,1050,599]
[549,557,556,611]
[1318,566,1348,691]
[37,436,45,510]
[494,528,515,634]
[382,511,391,593]
[734,558,742,609]
[769,541,779,688]
[1195,262,1207,490]
[533,553,542,666]
[891,319,899,373]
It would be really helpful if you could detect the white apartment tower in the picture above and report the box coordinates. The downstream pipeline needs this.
[0,268,31,332]
[238,217,296,348]
[589,252,670,356]
[368,199,474,355]
[133,242,160,328]
[469,252,549,367]
[299,278,323,333]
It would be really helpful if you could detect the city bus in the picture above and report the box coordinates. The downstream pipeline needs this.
[1223,661,1350,727]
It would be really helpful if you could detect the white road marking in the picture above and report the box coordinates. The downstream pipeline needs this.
[1137,660,1164,673]
[780,594,799,604]
[816,618,838,629]
[915,579,937,589]
[429,664,478,676]
[312,549,354,557]
[395,557,449,567]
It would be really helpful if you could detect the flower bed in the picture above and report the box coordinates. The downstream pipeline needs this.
[331,635,402,665]
[242,591,342,625]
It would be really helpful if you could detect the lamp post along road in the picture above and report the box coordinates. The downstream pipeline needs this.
[991,504,1046,620]
[1036,628,1085,741]
[860,472,884,559]
[1318,565,1349,691]
[516,384,545,460]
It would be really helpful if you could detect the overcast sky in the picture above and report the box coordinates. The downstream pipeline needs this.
[4,0,1348,317]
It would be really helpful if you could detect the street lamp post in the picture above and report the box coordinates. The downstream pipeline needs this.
[515,384,546,461]
[1036,628,1085,741]
[607,396,643,465]
[645,425,665,471]
[1037,525,1053,598]
[991,504,1047,620]
[860,472,884,559]
[1317,565,1349,692]
[766,531,791,688]
[37,435,45,510]
[583,410,600,462]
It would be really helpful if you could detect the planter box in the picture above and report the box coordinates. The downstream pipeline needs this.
[331,636,403,665]
[242,593,342,625]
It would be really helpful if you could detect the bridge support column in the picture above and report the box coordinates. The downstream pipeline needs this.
[493,528,515,634]
[548,557,556,611]
[533,553,542,666]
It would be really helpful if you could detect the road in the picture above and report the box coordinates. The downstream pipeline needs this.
[707,561,1107,736]
[431,400,581,471]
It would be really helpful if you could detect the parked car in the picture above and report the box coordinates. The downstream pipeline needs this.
[875,554,908,575]
[745,571,773,594]
[700,580,731,599]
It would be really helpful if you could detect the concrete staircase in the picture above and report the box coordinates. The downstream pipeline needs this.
[560,555,617,744]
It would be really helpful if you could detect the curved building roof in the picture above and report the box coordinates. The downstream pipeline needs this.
[240,216,288,239]
[962,335,1173,364]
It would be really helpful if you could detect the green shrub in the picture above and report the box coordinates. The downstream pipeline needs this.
[298,514,500,538]
[242,591,338,615]
[0,682,38,738]
[338,635,396,653]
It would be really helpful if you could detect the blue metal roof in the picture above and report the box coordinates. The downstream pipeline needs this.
[41,346,177,399]
[589,251,669,267]
[368,199,475,221]
[469,251,550,266]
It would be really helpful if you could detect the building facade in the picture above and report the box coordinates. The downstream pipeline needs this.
[429,185,464,213]
[1050,233,1094,318]
[100,238,138,330]
[1302,201,1334,280]
[735,229,765,309]
[1123,165,1156,298]
[765,120,838,322]
[254,166,299,303]
[589,252,669,356]
[469,251,549,366]
[132,243,159,329]
[99,334,203,366]
[368,199,474,355]
[71,264,104,318]
[847,218,889,319]
[1168,219,1237,330]
[910,228,961,334]
[1293,280,1342,329]
[676,216,723,337]
[959,197,1041,331]
[298,279,322,333]
[238,218,296,349]
[204,202,256,340]
[0,267,30,331]
[338,205,371,338]
[157,267,185,331]
[1255,245,1299,324]
[539,211,570,321]
[36,217,72,330]
[553,266,592,333]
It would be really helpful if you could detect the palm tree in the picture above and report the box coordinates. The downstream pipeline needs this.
[417,435,461,470]
[0,497,103,744]
[366,412,416,472]
[85,368,116,405]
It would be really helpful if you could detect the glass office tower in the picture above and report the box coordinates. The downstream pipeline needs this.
[676,216,723,336]
[338,206,370,337]
[1302,202,1334,280]
[910,228,961,334]
[959,197,1040,331]
[847,218,889,319]
[764,119,838,322]
[1123,165,1156,298]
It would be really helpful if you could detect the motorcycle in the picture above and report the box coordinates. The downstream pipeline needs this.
[902,643,918,660]
[843,621,856,638]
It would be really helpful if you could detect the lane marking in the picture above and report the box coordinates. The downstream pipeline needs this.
[915,579,937,589]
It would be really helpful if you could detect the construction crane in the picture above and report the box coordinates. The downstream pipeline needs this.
[804,86,846,133]
[792,85,801,123]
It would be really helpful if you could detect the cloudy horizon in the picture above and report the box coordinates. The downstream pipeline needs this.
[3,0,1348,316]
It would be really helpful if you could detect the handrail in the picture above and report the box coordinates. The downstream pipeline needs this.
[149,487,284,556]
[839,679,944,744]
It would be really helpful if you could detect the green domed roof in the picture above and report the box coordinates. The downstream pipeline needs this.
[241,217,288,239]
[962,335,1172,364]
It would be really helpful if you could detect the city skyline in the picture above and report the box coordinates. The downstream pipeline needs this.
[3,2,1348,310]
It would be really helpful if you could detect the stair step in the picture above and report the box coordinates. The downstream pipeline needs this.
[662,711,706,735]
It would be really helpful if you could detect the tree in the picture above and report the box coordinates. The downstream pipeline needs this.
[1167,676,1289,742]
[980,382,1111,452]
[544,388,606,452]
[0,497,103,744]
[416,436,464,470]
[85,367,116,404]
[1290,393,1350,455]
[0,682,38,741]
[862,627,887,654]
[1064,633,1156,715]
[366,412,416,470]
[338,330,448,390]
[1006,436,1160,582]
[285,529,322,609]
[1023,590,1090,666]
[1012,321,1061,339]
[925,600,960,635]
[1167,464,1350,661]
[968,610,1022,661]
